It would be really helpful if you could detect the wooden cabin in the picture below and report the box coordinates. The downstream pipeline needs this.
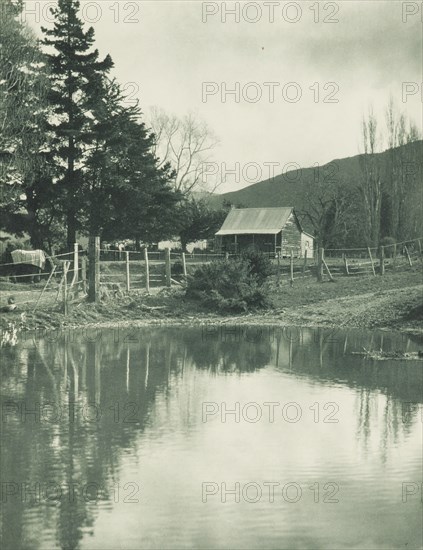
[215,207,314,258]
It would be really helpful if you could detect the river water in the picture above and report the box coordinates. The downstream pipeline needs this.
[1,326,422,549]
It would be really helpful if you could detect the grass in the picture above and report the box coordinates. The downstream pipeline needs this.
[0,265,421,334]
[271,267,422,310]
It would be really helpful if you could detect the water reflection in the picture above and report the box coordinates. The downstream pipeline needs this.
[1,326,422,549]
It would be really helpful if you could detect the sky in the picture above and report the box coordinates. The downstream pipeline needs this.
[25,0,423,193]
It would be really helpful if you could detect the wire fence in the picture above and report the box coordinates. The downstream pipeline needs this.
[0,248,87,313]
[0,237,421,312]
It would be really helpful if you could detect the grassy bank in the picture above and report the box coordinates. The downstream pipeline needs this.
[0,268,422,336]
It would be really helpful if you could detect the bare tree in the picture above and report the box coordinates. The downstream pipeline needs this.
[359,106,382,247]
[148,107,219,195]
[384,97,421,239]
[300,171,359,248]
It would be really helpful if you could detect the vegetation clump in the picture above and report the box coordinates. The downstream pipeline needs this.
[186,253,273,313]
[240,250,274,284]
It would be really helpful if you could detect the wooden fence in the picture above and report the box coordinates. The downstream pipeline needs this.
[0,236,421,312]
[320,238,422,280]
[96,240,228,301]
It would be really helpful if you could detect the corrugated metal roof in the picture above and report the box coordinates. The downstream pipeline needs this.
[216,207,294,235]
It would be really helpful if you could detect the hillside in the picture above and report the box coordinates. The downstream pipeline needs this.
[208,142,423,229]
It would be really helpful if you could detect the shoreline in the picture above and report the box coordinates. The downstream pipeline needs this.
[3,297,422,340]
[1,271,422,340]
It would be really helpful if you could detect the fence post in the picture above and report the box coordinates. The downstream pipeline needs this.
[379,245,385,275]
[71,242,79,297]
[290,249,294,286]
[63,260,70,315]
[181,252,187,280]
[125,251,130,293]
[342,253,349,275]
[165,247,171,288]
[277,252,281,285]
[367,247,376,276]
[302,249,307,278]
[32,265,56,314]
[393,243,397,267]
[144,247,150,293]
[322,257,335,282]
[317,247,324,282]
[418,239,423,263]
[88,235,100,303]
[404,245,412,267]
[81,256,87,294]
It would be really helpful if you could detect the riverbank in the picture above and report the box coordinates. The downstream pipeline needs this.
[1,269,422,337]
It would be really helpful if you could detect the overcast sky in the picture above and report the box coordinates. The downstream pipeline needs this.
[26,1,422,192]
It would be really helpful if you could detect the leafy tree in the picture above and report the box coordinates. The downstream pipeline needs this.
[42,0,113,249]
[177,198,229,251]
[0,0,55,248]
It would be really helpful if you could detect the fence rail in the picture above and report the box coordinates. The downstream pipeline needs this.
[1,236,421,313]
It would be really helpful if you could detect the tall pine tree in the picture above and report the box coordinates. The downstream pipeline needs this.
[42,0,113,249]
[83,80,181,245]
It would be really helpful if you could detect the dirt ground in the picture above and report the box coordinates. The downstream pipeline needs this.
[1,267,422,337]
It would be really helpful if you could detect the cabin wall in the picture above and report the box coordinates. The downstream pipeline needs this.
[220,234,276,254]
[281,213,302,256]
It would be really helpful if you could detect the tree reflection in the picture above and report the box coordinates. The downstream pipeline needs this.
[181,327,272,373]
[0,326,421,549]
[274,327,422,458]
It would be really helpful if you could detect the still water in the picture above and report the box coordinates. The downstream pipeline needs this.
[1,325,422,550]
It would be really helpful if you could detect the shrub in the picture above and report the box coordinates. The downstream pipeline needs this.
[186,256,273,313]
[240,250,273,284]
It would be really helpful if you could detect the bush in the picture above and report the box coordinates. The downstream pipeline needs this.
[186,255,273,313]
[241,250,273,283]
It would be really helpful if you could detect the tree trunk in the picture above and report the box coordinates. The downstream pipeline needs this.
[180,234,189,253]
[27,212,44,250]
[66,129,77,251]
[29,230,44,250]
[67,211,77,251]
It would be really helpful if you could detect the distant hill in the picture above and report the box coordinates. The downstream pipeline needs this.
[208,142,423,230]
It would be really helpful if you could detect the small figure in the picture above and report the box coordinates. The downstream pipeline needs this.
[1,297,17,313]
